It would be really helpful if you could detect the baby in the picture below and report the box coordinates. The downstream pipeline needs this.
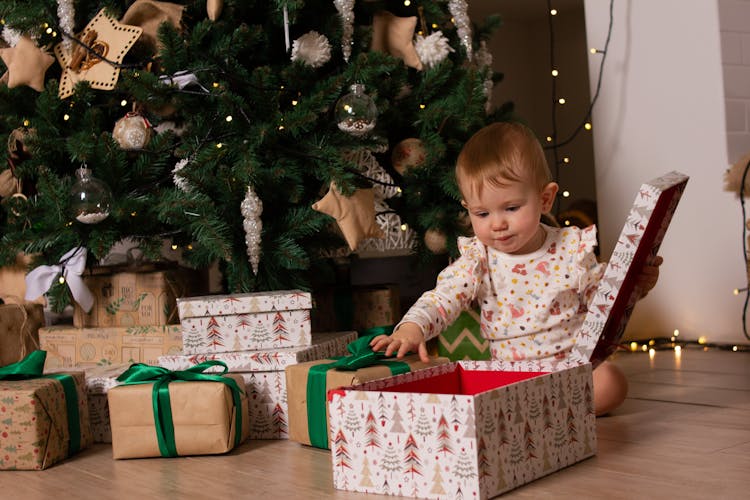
[371,122,661,415]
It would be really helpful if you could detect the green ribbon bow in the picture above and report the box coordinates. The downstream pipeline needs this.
[306,331,410,449]
[116,360,245,458]
[0,350,82,455]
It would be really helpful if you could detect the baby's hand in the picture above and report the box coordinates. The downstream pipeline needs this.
[636,255,663,298]
[370,322,429,363]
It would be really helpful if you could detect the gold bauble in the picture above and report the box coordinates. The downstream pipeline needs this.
[424,228,448,254]
[112,112,153,150]
[391,138,426,175]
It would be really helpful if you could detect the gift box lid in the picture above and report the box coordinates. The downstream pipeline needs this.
[570,170,689,368]
[177,289,312,319]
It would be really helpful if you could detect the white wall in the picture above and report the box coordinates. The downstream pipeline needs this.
[721,0,750,162]
[584,0,746,343]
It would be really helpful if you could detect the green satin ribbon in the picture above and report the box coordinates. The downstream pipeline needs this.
[0,350,81,455]
[116,360,244,458]
[306,332,409,449]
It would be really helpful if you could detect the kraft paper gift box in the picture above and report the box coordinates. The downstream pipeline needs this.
[73,263,204,328]
[285,335,450,449]
[178,290,312,354]
[328,171,689,498]
[0,351,93,470]
[38,324,183,369]
[108,363,249,459]
[157,331,358,439]
[0,302,44,366]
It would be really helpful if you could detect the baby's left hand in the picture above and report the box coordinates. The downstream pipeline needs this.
[636,255,663,298]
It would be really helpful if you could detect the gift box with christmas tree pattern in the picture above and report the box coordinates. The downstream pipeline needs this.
[177,290,312,354]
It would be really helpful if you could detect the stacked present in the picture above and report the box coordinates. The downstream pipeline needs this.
[157,290,358,442]
[35,262,203,449]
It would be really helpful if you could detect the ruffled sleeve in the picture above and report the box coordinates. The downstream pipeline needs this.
[575,225,606,305]
[396,236,485,341]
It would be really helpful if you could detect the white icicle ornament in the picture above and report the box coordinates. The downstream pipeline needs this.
[241,185,263,275]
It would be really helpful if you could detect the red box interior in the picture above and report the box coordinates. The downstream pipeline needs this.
[369,364,548,396]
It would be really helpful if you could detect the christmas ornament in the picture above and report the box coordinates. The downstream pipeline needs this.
[371,11,422,70]
[172,158,192,192]
[113,111,153,150]
[312,182,383,251]
[120,0,185,51]
[448,0,472,60]
[475,40,494,113]
[57,0,75,52]
[0,36,55,92]
[356,198,416,258]
[24,246,95,312]
[335,84,377,136]
[424,228,448,254]
[0,168,21,198]
[391,138,426,175]
[291,31,332,68]
[69,165,113,224]
[343,147,400,200]
[8,127,35,161]
[414,31,454,69]
[241,185,263,275]
[54,9,142,99]
[207,0,224,21]
[333,0,355,62]
[1,26,21,47]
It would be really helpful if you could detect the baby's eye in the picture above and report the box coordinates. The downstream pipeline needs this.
[474,211,489,218]
[506,206,519,212]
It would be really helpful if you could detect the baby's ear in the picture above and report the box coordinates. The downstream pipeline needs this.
[540,182,559,211]
[460,200,468,209]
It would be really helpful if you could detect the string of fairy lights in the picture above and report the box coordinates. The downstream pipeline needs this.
[542,1,749,353]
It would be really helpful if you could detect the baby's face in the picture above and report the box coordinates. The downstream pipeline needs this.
[462,180,552,255]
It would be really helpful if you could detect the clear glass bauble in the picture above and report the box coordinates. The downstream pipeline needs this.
[335,83,377,136]
[70,166,113,224]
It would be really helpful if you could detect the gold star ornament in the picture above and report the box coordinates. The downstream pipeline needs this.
[371,10,422,71]
[54,9,143,99]
[312,182,384,251]
[0,36,55,92]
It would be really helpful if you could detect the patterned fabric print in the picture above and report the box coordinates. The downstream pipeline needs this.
[399,224,605,362]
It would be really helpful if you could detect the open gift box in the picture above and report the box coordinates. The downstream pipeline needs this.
[327,171,688,499]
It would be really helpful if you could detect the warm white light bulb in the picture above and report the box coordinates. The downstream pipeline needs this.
[63,114,70,121]
[590,47,598,54]
[58,276,65,285]
[171,244,178,250]
[120,100,128,107]
[648,348,655,358]
[562,190,570,198]
[550,9,558,15]
[698,336,707,344]
[546,136,553,142]
[558,98,566,104]
[551,69,559,77]
[400,224,408,231]
[584,122,592,130]
[226,115,233,122]
[630,341,638,352]
[673,329,680,337]
[733,345,739,352]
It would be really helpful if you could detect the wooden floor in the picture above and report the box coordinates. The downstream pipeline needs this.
[1,348,748,499]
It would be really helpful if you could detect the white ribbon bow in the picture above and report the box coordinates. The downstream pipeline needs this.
[24,247,94,312]
[158,71,209,93]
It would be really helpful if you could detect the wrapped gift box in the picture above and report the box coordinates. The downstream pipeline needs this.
[83,363,131,443]
[178,290,312,354]
[286,353,450,449]
[0,303,44,366]
[73,263,204,328]
[39,324,182,369]
[328,171,688,498]
[435,307,490,361]
[108,372,249,459]
[158,331,358,439]
[0,369,93,470]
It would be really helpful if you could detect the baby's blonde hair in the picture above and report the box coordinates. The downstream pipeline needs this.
[456,122,552,200]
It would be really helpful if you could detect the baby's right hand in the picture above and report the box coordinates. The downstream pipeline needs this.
[370,322,429,362]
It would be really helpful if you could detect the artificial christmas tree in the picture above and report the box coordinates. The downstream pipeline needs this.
[0,0,510,309]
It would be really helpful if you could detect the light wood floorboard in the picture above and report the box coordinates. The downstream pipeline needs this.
[0,348,748,499]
